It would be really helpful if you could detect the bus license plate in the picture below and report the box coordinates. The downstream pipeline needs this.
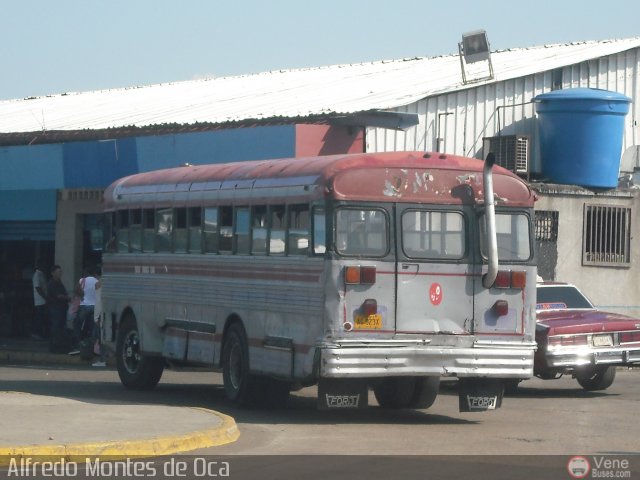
[593,334,613,347]
[354,314,382,329]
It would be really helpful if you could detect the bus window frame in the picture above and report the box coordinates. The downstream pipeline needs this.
[218,206,233,254]
[234,206,251,255]
[188,207,203,254]
[287,204,311,256]
[268,204,286,256]
[142,208,156,253]
[312,206,327,256]
[400,208,468,261]
[116,209,130,253]
[204,206,219,254]
[251,205,268,256]
[155,207,173,253]
[334,206,391,258]
[478,209,534,264]
[174,207,188,254]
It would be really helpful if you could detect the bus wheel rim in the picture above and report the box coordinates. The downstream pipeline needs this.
[123,330,140,374]
[228,340,242,391]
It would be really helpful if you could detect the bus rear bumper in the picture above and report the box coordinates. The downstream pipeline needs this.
[319,340,537,379]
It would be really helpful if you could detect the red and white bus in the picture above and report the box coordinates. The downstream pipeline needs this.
[101,151,537,411]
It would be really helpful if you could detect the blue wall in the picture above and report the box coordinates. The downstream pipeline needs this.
[0,126,297,222]
[136,126,295,172]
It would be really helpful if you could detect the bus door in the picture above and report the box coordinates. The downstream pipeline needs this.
[395,206,474,335]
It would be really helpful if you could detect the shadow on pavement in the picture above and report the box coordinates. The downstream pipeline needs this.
[0,365,478,427]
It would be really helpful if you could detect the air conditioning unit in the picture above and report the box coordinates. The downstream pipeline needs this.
[482,135,529,177]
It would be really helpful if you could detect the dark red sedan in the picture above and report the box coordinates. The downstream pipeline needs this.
[531,282,640,390]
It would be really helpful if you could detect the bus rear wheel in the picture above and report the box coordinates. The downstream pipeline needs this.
[222,322,259,405]
[116,314,164,390]
[373,376,439,409]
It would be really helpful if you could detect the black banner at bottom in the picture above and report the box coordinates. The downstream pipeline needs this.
[1,454,639,480]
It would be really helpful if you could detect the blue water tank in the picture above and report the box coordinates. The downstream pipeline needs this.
[533,88,631,189]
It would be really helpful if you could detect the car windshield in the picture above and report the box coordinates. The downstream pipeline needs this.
[536,285,594,310]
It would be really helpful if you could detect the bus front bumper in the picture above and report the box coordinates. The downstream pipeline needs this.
[319,339,537,379]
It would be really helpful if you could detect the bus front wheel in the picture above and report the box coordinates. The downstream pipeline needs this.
[116,314,164,390]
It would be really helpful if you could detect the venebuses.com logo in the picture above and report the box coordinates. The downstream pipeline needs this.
[567,456,590,479]
[567,455,633,479]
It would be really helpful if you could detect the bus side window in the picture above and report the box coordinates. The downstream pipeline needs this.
[156,208,173,253]
[188,207,202,253]
[130,209,142,253]
[142,208,155,252]
[219,206,233,253]
[105,212,116,253]
[174,208,188,253]
[313,208,326,255]
[116,210,130,253]
[269,205,286,255]
[288,205,309,256]
[235,207,250,254]
[204,207,219,253]
[251,206,268,255]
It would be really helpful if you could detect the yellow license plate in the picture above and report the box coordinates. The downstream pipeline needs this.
[354,313,383,329]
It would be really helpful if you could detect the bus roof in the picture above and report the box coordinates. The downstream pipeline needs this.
[104,151,535,209]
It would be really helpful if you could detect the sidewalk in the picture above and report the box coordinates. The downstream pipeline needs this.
[0,337,240,463]
[0,336,110,367]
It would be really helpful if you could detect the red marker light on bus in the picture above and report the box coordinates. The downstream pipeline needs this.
[362,299,378,316]
[492,300,509,317]
[510,271,527,289]
[493,271,527,289]
[494,271,511,288]
[344,266,376,285]
[360,266,376,284]
[345,266,361,284]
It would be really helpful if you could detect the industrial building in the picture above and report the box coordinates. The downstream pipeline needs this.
[1,35,639,334]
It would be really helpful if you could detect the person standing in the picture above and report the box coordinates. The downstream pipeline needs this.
[91,277,106,367]
[31,260,48,339]
[70,267,99,355]
[47,265,69,352]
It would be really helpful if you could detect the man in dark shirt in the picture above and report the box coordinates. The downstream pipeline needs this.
[47,265,69,350]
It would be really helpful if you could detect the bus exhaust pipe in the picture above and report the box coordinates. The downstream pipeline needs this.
[482,153,498,289]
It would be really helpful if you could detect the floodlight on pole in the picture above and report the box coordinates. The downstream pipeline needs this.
[458,30,494,84]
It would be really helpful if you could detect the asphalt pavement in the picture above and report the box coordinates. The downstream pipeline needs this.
[0,337,239,464]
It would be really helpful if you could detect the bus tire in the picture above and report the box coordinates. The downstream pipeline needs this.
[373,377,416,409]
[503,379,522,395]
[116,314,164,390]
[407,376,440,409]
[222,322,258,405]
[576,366,616,391]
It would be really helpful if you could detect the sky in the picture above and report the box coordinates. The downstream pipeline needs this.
[1,0,639,101]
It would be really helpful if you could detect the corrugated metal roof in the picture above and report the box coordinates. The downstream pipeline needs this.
[2,38,639,133]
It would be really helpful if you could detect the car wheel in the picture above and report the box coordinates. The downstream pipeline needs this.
[116,314,164,390]
[576,366,616,391]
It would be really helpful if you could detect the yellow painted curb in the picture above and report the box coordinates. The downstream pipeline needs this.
[0,408,239,466]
